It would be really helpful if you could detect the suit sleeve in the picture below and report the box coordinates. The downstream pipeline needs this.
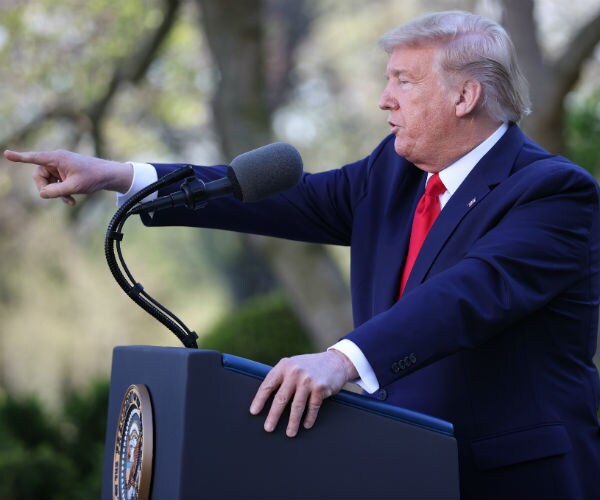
[344,162,600,388]
[141,138,393,245]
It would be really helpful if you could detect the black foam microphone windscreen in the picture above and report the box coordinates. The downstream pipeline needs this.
[228,142,303,202]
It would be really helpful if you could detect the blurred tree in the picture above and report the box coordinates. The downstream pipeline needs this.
[501,0,600,153]
[566,93,600,174]
[196,0,352,348]
[1,0,352,349]
[0,382,108,499]
[202,292,314,365]
[0,0,183,158]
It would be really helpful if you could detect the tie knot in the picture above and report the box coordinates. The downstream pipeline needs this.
[426,173,446,198]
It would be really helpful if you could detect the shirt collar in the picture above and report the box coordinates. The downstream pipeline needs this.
[429,122,509,195]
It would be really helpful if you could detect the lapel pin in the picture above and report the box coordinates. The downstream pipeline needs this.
[467,197,477,208]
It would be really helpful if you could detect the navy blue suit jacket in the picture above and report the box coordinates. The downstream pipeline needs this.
[147,124,600,499]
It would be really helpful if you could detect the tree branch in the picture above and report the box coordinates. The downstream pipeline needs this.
[1,0,182,157]
[501,0,548,93]
[88,0,182,156]
[0,105,83,152]
[264,0,313,110]
[553,8,600,97]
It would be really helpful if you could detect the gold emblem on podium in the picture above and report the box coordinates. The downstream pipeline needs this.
[113,384,153,500]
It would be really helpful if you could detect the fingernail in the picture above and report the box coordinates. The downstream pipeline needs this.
[264,422,274,432]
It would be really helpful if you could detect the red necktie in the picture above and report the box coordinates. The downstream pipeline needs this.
[399,173,446,297]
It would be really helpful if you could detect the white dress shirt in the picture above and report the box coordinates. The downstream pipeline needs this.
[118,123,509,394]
[117,161,159,205]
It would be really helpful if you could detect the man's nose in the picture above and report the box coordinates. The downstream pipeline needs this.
[378,89,398,111]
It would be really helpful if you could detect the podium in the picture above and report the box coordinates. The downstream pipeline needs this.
[101,346,459,499]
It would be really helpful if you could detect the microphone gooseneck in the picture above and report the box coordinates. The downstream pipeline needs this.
[105,165,200,348]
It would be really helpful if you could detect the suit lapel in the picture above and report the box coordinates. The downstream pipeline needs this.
[401,124,526,295]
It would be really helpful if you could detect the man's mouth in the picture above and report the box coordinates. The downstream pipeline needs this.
[388,122,400,134]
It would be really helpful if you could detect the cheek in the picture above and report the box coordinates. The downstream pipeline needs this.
[397,102,422,130]
[424,98,455,132]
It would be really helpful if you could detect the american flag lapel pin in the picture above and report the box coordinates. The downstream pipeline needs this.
[467,197,477,208]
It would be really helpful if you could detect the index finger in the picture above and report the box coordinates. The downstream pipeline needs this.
[4,150,49,165]
[249,367,283,416]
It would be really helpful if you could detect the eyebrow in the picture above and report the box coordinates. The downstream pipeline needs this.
[386,68,416,79]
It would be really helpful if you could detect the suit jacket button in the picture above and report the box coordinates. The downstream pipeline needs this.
[377,389,387,400]
[391,362,400,373]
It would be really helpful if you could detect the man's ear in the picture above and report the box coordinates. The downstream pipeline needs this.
[455,79,483,117]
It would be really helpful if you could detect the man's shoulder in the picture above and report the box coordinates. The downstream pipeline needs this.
[506,130,596,187]
[516,150,597,188]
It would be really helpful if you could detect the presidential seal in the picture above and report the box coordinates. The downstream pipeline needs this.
[113,384,153,500]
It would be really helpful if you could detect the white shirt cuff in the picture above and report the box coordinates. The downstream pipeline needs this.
[116,162,159,207]
[329,339,380,394]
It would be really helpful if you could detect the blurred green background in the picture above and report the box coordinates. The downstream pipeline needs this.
[1,0,599,497]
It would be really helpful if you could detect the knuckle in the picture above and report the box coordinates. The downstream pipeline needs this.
[262,369,282,389]
[314,381,328,394]
[290,403,304,416]
[308,402,322,413]
[300,375,312,388]
[289,364,304,378]
[260,379,277,393]
[277,357,290,368]
[291,401,306,412]
[274,393,289,406]
[261,381,274,392]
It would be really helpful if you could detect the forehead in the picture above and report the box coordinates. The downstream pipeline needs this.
[386,44,440,76]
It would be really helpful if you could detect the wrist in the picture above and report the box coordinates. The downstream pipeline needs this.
[103,161,134,193]
[329,349,359,383]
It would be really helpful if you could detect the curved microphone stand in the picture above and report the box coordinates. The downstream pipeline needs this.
[104,166,200,348]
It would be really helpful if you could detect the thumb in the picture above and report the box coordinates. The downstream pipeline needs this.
[40,179,77,199]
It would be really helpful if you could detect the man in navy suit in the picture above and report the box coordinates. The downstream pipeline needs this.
[6,10,600,499]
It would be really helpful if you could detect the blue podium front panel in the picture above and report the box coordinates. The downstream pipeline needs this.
[102,346,459,499]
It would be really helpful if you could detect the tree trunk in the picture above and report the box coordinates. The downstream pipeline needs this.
[501,0,600,155]
[196,0,353,348]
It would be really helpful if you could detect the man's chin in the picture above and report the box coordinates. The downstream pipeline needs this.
[393,136,408,158]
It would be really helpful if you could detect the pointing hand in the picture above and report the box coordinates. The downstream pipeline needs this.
[4,149,133,205]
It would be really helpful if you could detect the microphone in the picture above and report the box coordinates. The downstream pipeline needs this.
[131,142,303,214]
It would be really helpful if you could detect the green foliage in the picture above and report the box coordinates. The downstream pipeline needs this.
[61,380,110,497]
[0,381,109,499]
[0,395,62,451]
[565,93,600,176]
[201,292,315,366]
[0,444,76,500]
